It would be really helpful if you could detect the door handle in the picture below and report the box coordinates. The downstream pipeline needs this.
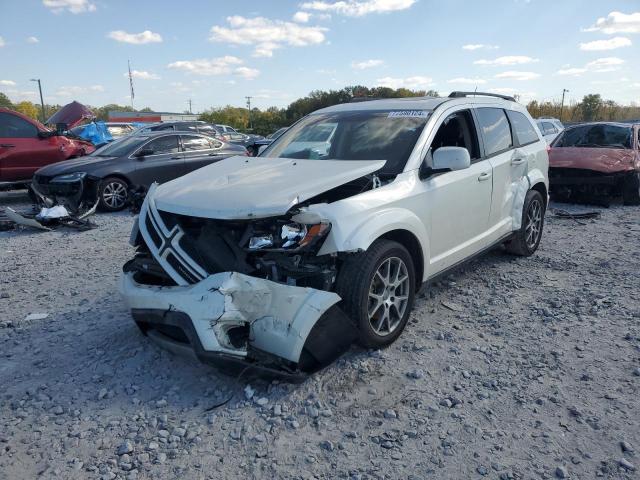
[0,144,15,148]
[511,157,525,165]
[478,172,492,182]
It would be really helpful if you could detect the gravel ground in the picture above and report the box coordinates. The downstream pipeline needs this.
[1,190,639,480]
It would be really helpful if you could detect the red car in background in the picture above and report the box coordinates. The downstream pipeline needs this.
[549,122,640,205]
[0,107,95,188]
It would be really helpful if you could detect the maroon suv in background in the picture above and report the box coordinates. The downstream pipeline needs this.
[0,108,95,187]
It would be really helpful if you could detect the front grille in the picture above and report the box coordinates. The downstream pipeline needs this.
[166,252,200,284]
[144,213,162,249]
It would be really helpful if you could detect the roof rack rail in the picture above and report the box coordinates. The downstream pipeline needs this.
[349,97,383,103]
[448,91,516,102]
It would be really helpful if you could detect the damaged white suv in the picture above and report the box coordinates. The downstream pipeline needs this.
[121,92,548,379]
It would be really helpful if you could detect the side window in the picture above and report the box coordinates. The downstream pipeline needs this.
[182,135,211,151]
[210,139,223,149]
[144,135,180,154]
[541,122,555,134]
[154,124,174,131]
[0,112,38,138]
[476,108,513,156]
[506,111,539,146]
[429,110,480,160]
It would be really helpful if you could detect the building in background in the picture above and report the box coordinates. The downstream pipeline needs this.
[108,111,199,123]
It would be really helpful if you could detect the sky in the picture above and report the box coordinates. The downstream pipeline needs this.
[0,0,639,113]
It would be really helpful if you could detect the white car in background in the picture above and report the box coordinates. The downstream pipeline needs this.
[121,92,549,378]
[536,117,565,144]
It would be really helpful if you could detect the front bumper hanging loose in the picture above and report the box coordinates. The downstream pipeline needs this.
[120,270,357,380]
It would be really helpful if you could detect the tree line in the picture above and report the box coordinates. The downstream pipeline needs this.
[2,87,638,136]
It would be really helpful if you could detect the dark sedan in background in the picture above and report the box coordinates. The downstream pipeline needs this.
[32,131,247,212]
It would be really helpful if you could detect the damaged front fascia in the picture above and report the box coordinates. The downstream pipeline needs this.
[120,270,342,366]
[32,175,101,215]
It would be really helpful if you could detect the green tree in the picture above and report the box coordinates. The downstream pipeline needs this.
[0,92,12,108]
[580,94,602,121]
[14,101,40,119]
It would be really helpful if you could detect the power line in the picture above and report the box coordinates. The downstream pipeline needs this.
[245,96,252,130]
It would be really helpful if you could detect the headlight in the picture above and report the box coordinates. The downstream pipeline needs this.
[248,221,330,252]
[51,172,87,183]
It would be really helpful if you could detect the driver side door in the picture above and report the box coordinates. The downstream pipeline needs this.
[419,108,494,275]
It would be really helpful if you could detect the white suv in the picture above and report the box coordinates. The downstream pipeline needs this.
[121,92,548,378]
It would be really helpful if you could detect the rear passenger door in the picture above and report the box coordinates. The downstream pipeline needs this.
[131,134,185,186]
[476,108,534,238]
[181,135,228,173]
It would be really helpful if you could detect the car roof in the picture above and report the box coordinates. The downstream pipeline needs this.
[314,94,522,114]
[132,131,212,139]
[565,121,637,129]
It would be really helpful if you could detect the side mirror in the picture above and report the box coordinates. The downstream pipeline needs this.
[136,148,154,158]
[420,146,471,179]
[432,146,471,171]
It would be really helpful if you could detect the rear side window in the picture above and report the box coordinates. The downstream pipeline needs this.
[0,112,38,138]
[506,111,539,146]
[476,108,513,156]
[541,122,557,134]
[145,135,180,154]
[182,135,211,151]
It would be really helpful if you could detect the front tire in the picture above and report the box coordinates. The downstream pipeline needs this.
[336,239,416,349]
[505,189,545,256]
[622,172,640,206]
[98,177,129,212]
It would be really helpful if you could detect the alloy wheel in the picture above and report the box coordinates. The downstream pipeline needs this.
[367,257,410,336]
[525,198,543,250]
[102,181,128,209]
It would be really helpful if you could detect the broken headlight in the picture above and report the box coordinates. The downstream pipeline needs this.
[51,172,87,183]
[248,221,330,252]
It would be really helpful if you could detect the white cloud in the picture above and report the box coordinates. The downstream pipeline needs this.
[494,71,540,81]
[124,70,160,80]
[462,44,499,51]
[42,0,96,14]
[0,37,5,47]
[4,89,38,101]
[375,76,434,89]
[293,11,311,22]
[555,57,625,76]
[301,0,416,17]
[107,30,162,45]
[474,55,539,66]
[585,57,624,72]
[351,59,384,69]
[0,80,16,86]
[209,16,327,58]
[26,36,39,44]
[579,36,632,51]
[583,11,640,34]
[447,77,487,85]
[55,85,104,97]
[234,66,260,79]
[556,67,587,76]
[167,56,259,79]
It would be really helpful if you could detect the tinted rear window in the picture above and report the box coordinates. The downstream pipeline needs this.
[507,111,539,146]
[476,108,513,155]
[555,124,632,149]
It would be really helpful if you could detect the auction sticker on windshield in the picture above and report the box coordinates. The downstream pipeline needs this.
[388,111,429,118]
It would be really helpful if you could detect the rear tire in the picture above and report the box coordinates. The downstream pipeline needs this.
[335,239,416,349]
[622,172,640,206]
[98,177,129,212]
[505,190,545,256]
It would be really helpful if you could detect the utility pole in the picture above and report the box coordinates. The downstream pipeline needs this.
[245,96,252,130]
[187,99,193,114]
[559,88,569,121]
[30,78,46,123]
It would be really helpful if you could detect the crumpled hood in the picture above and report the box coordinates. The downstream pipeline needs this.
[549,147,637,174]
[153,156,386,219]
